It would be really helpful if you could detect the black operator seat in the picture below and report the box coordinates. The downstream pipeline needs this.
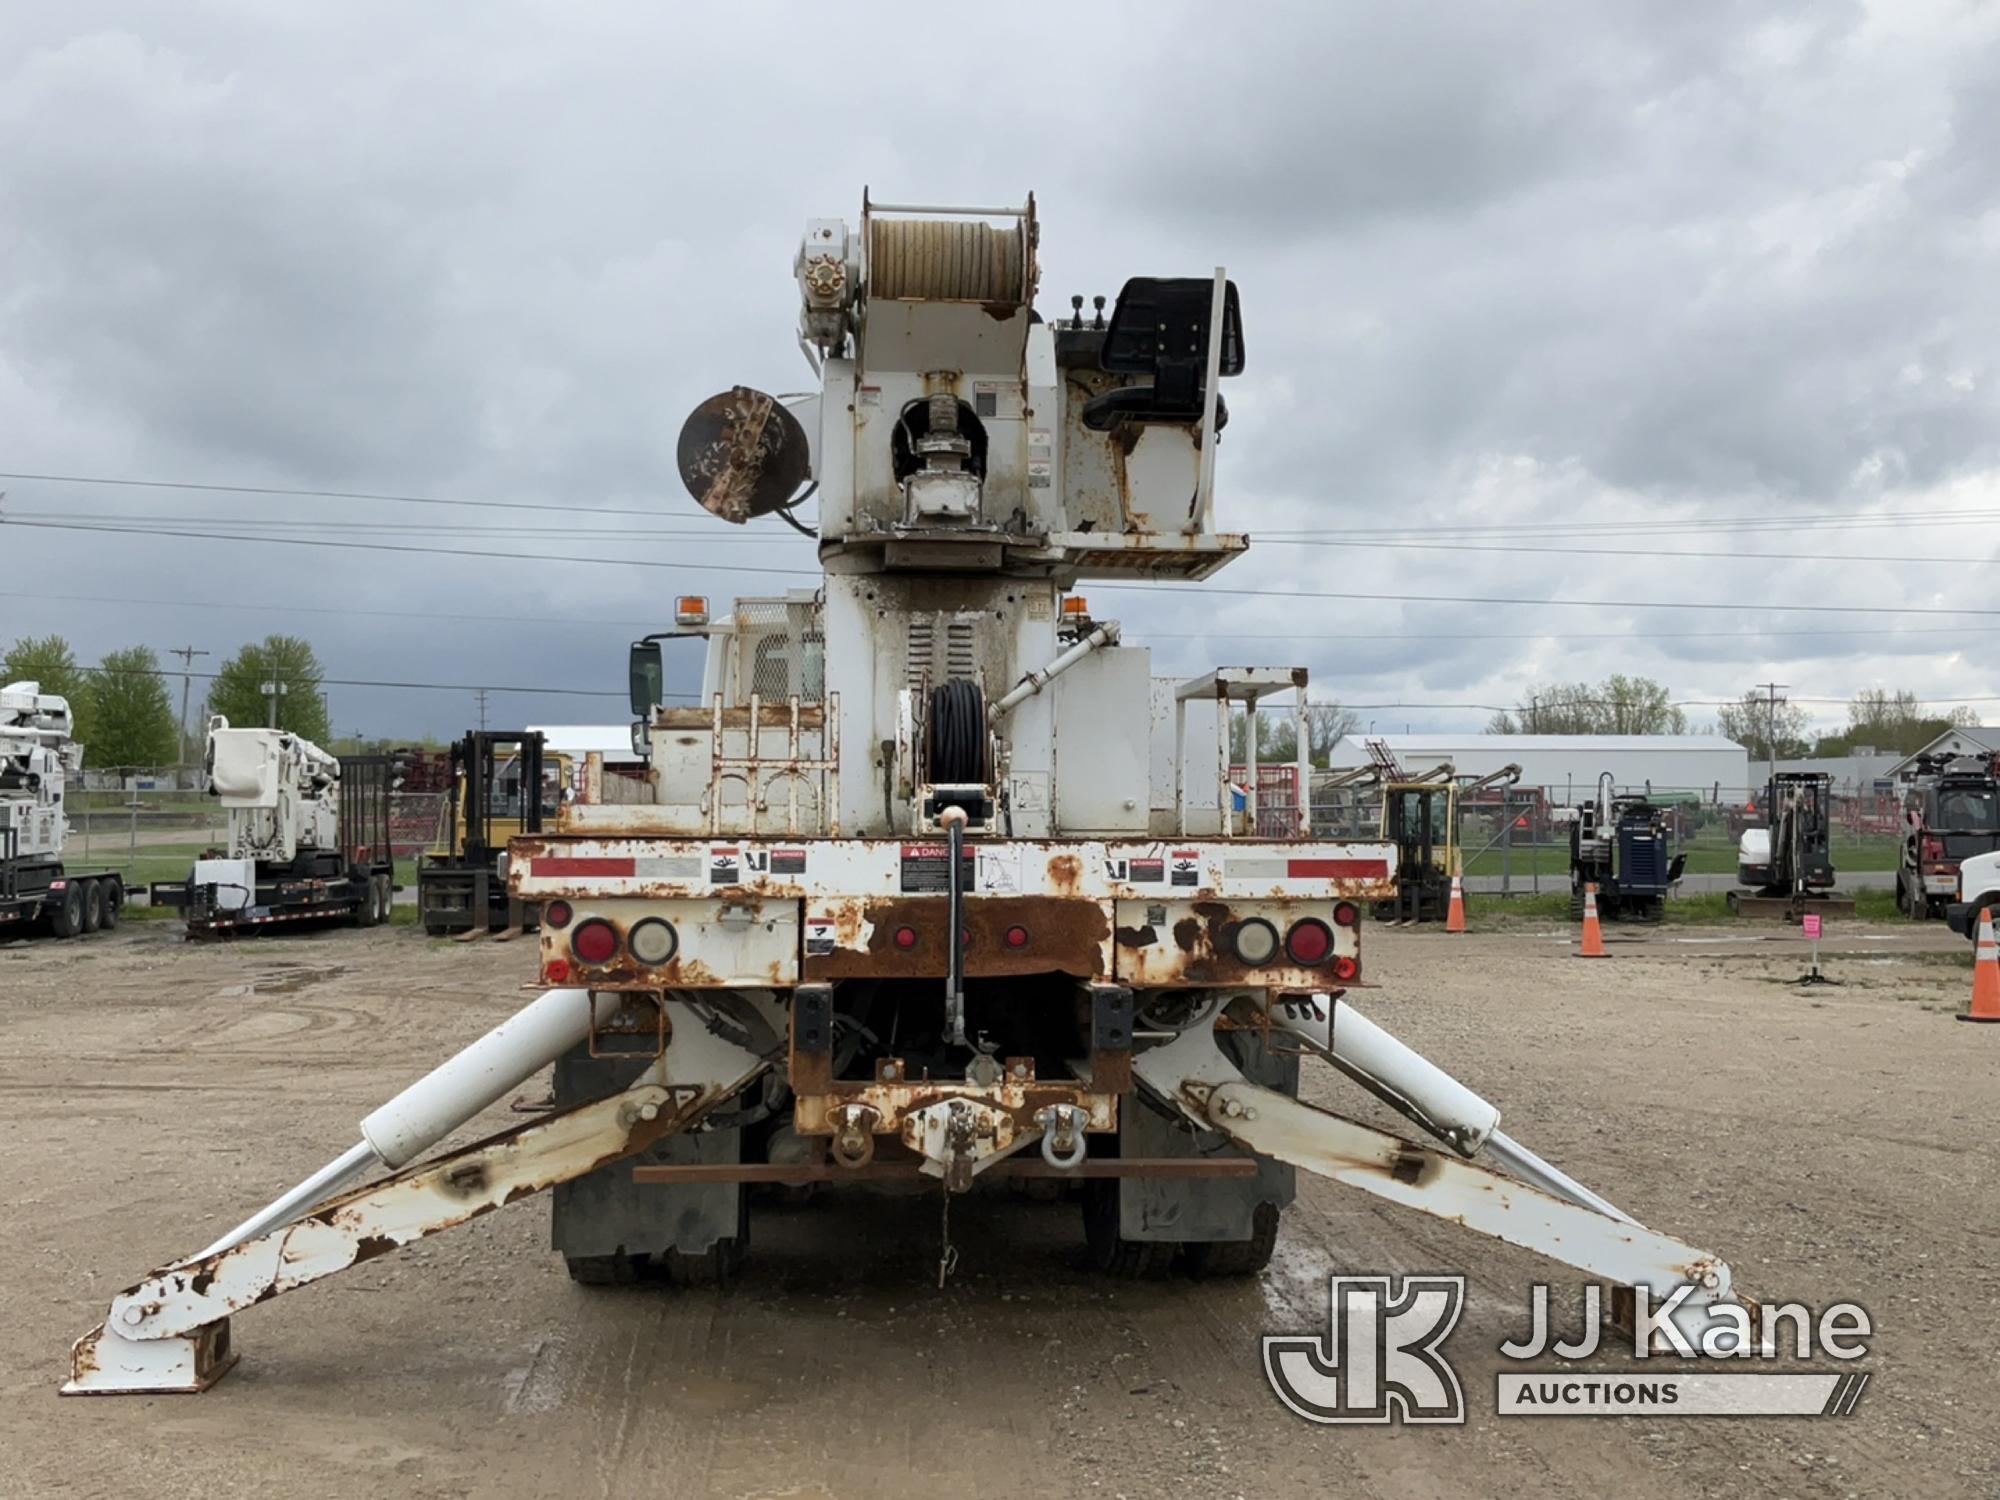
[1081,276,1246,433]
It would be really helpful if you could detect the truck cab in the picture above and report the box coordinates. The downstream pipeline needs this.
[1898,755,2000,920]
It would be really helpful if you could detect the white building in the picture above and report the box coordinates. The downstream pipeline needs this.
[526,724,645,767]
[1327,734,1752,805]
[1888,726,2000,781]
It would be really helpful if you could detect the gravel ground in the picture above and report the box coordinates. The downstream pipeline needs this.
[3,915,1994,1498]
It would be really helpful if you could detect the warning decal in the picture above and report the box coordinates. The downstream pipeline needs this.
[900,843,976,894]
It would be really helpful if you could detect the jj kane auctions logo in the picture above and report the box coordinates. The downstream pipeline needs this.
[1266,1276,1872,1423]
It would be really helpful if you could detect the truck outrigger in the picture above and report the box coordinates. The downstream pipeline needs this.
[68,194,1752,1394]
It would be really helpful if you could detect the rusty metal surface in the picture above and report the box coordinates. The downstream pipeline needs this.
[803,894,1111,980]
[1113,897,1359,988]
[677,387,809,522]
[96,1076,747,1346]
[542,896,798,990]
[630,1157,1256,1184]
[792,1079,1117,1139]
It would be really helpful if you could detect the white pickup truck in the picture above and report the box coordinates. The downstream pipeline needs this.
[1944,848,2000,940]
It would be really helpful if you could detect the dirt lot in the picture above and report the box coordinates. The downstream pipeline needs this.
[3,916,1995,1499]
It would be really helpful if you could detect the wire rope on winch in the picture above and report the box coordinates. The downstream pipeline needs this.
[928,679,988,784]
[868,218,1027,304]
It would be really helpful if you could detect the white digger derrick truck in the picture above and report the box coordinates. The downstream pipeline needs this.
[0,681,125,939]
[149,716,397,936]
[67,195,1755,1395]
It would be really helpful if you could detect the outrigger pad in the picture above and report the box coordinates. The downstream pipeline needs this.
[64,1319,237,1396]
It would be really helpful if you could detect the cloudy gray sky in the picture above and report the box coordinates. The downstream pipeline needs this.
[3,1,1996,746]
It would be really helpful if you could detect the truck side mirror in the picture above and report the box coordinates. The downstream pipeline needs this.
[628,641,663,719]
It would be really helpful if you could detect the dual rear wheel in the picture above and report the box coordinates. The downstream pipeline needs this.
[48,877,120,939]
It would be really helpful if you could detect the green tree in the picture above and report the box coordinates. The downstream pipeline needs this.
[2,634,93,744]
[207,635,331,743]
[1811,692,1980,756]
[1489,676,1688,735]
[82,647,179,769]
[1716,689,1813,762]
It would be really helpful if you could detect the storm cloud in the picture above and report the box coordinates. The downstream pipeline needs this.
[2,1,1995,742]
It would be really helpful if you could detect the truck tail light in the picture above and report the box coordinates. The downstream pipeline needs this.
[570,918,620,965]
[1923,837,1947,862]
[544,900,573,929]
[894,926,918,950]
[1285,919,1334,966]
[1004,925,1030,949]
[1332,901,1360,928]
[544,958,571,984]
[628,918,678,965]
[1332,955,1360,982]
[1229,918,1280,966]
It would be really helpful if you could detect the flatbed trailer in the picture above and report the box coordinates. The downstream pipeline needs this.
[0,851,125,939]
[151,753,397,937]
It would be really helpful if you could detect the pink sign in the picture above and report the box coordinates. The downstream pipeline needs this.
[1803,914,1823,940]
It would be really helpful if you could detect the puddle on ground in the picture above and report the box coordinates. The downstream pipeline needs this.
[216,964,350,998]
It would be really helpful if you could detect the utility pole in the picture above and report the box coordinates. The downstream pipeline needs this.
[168,645,209,770]
[1755,681,1789,800]
[261,679,289,730]
[475,688,489,733]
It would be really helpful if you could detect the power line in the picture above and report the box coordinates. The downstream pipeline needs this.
[10,467,1998,541]
[13,516,2000,618]
[0,518,821,580]
[67,661,657,700]
[17,510,1991,567]
[12,587,2000,646]
[0,469,664,519]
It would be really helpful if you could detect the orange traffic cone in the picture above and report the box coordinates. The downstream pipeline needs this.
[1577,883,1607,958]
[1961,907,2000,1023]
[1445,874,1467,933]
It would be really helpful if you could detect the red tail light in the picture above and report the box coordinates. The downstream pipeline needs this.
[894,926,918,950]
[544,900,573,929]
[544,958,571,984]
[1004,925,1030,949]
[1332,901,1360,928]
[570,918,620,965]
[1923,836,1946,862]
[1332,955,1360,982]
[1285,919,1334,966]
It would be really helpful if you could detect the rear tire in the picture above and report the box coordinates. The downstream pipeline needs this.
[80,880,104,933]
[1182,1201,1282,1278]
[99,879,122,930]
[1081,1180,1178,1278]
[50,883,84,938]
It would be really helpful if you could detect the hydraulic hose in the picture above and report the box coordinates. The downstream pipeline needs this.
[929,679,986,784]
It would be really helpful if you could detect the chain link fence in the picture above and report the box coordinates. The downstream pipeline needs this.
[66,767,448,887]
[1308,775,1904,898]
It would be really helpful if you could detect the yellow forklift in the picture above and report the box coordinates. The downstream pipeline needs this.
[416,731,568,937]
[1340,742,1521,924]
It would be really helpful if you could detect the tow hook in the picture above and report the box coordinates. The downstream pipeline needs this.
[1036,1103,1087,1170]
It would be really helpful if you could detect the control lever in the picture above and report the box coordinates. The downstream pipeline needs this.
[942,806,969,1048]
